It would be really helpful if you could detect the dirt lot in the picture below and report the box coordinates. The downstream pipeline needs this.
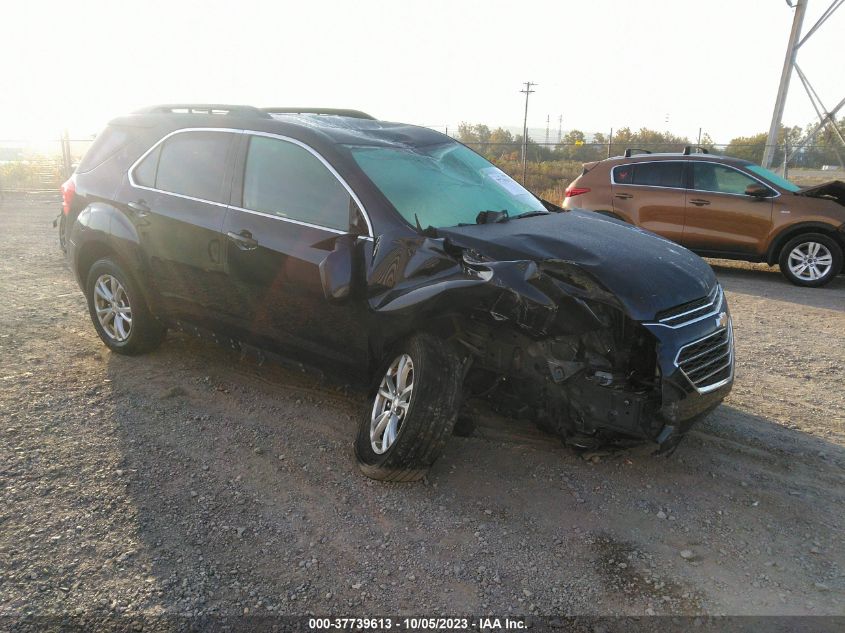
[1,196,843,620]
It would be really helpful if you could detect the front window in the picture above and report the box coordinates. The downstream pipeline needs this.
[346,142,545,230]
[746,164,800,192]
[691,163,761,195]
[242,135,353,231]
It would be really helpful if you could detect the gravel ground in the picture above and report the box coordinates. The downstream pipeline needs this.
[1,195,843,621]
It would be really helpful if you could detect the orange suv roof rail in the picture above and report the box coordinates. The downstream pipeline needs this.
[623,148,652,158]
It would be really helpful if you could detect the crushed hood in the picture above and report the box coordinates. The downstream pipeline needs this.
[435,210,717,321]
[797,180,845,206]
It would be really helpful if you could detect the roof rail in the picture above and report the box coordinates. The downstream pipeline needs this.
[133,104,272,118]
[682,145,710,155]
[262,107,376,120]
[623,148,652,158]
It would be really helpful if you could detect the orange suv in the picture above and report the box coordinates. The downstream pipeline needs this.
[562,148,845,287]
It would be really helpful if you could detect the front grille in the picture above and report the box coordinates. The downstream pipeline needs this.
[656,285,722,328]
[676,325,733,393]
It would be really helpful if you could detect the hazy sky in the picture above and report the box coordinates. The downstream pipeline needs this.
[1,0,841,142]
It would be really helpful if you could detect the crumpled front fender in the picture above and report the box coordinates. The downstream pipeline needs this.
[364,230,611,337]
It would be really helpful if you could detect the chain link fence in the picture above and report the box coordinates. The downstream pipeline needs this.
[1,136,842,197]
[0,137,93,194]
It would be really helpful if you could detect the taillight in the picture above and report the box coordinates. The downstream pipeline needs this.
[61,175,77,215]
[565,185,591,198]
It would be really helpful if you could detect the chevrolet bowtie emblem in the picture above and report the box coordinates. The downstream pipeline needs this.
[716,312,728,329]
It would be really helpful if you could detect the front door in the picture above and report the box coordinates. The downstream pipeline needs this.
[682,162,774,255]
[125,129,237,322]
[611,160,687,242]
[220,133,368,367]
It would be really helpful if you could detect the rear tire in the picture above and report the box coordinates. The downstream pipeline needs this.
[355,334,462,482]
[778,233,842,287]
[85,258,165,355]
[58,214,67,252]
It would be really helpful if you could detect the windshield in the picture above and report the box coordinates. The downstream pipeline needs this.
[746,165,801,192]
[346,142,546,229]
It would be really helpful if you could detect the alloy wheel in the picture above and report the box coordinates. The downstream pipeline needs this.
[370,354,414,454]
[93,274,133,342]
[787,241,833,282]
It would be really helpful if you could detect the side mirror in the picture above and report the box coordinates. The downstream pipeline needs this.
[319,234,361,303]
[745,183,772,198]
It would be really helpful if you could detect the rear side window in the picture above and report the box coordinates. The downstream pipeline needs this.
[133,131,232,203]
[613,162,685,188]
[242,135,351,231]
[692,163,759,195]
[77,126,132,173]
[133,144,160,187]
[612,165,633,184]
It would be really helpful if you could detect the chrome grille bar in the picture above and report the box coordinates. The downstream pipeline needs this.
[655,285,724,329]
[674,322,734,394]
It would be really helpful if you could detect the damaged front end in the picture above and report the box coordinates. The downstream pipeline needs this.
[798,180,845,207]
[337,227,734,452]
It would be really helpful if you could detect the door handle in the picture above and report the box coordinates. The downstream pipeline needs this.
[689,198,711,206]
[614,193,633,199]
[227,230,258,251]
[128,200,151,217]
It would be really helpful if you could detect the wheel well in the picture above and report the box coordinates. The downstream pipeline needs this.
[367,314,463,383]
[767,225,845,265]
[75,241,122,287]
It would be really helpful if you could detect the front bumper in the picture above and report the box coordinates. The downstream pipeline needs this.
[643,295,735,448]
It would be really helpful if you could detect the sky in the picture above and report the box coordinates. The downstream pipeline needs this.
[1,0,841,143]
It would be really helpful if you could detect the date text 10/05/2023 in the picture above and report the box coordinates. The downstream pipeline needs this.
[307,617,527,630]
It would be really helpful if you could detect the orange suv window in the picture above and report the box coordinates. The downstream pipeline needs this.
[691,163,759,195]
[612,162,684,188]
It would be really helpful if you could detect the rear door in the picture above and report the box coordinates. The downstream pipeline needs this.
[682,162,774,255]
[611,160,687,242]
[126,129,237,322]
[218,132,369,367]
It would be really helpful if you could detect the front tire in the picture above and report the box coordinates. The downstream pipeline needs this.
[85,258,165,355]
[778,233,842,287]
[355,334,462,482]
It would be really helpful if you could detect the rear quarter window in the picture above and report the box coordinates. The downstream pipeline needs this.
[612,165,633,184]
[77,126,132,173]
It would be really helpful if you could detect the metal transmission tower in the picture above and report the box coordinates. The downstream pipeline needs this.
[762,0,845,170]
[520,81,537,183]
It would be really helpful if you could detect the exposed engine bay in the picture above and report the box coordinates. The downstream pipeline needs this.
[455,310,662,449]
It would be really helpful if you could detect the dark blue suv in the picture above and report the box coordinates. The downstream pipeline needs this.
[61,104,733,481]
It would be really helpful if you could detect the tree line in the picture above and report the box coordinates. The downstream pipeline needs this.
[456,120,845,169]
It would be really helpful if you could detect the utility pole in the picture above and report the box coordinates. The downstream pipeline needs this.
[61,130,72,178]
[545,114,550,147]
[557,115,562,143]
[762,0,808,168]
[520,81,537,184]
